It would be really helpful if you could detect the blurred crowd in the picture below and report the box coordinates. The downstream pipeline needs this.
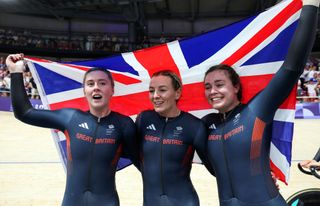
[0,28,181,53]
[297,60,320,102]
[0,56,39,99]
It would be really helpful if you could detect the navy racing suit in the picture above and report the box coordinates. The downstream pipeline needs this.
[10,73,138,206]
[202,4,318,206]
[136,110,212,206]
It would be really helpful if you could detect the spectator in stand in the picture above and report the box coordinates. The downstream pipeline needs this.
[0,76,8,97]
[114,42,121,52]
[0,69,10,97]
[159,33,166,44]
[0,57,5,69]
[297,79,307,103]
[141,35,150,48]
[306,78,318,102]
[23,71,31,98]
[29,76,40,99]
[3,70,11,96]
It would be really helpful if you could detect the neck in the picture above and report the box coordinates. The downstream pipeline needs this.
[220,100,240,114]
[159,107,181,118]
[90,107,111,118]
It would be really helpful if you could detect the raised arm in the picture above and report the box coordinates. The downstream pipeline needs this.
[250,1,319,121]
[6,54,72,130]
[283,0,319,73]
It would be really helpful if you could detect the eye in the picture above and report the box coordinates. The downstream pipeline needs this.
[86,82,94,87]
[149,88,155,94]
[205,84,211,90]
[215,83,224,88]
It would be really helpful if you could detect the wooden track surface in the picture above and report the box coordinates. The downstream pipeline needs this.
[0,111,319,206]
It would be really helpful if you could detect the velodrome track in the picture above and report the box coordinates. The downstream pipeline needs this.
[0,111,319,206]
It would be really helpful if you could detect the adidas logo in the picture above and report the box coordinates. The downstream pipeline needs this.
[146,124,156,131]
[79,122,89,129]
[209,124,216,129]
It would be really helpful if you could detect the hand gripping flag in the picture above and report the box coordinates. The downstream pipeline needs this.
[26,0,302,184]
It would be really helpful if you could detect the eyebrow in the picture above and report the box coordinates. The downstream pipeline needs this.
[149,85,168,89]
[86,79,109,82]
[214,80,224,83]
[205,79,224,84]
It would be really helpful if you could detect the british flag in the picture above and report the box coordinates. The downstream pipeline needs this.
[26,0,302,184]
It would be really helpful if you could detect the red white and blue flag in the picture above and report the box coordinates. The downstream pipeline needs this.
[26,0,302,184]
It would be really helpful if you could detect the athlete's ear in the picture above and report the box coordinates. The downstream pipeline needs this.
[111,87,114,96]
[83,86,87,95]
[175,88,182,100]
[234,83,240,94]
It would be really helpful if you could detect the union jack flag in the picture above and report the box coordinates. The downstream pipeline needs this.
[26,0,302,184]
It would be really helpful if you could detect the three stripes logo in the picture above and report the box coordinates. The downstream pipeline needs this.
[79,122,89,130]
[146,124,156,131]
[209,124,216,130]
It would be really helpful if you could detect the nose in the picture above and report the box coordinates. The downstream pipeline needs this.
[93,83,100,90]
[153,90,160,99]
[209,86,218,95]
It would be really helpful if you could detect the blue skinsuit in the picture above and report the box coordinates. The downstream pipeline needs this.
[202,5,318,206]
[10,73,138,206]
[136,110,212,206]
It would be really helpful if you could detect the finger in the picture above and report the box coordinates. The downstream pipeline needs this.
[10,54,20,62]
[9,54,23,62]
[14,54,24,61]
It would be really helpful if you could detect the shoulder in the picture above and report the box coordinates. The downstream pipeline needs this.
[201,112,221,129]
[56,108,80,116]
[201,112,220,123]
[111,111,134,123]
[181,111,201,122]
[109,112,136,131]
[137,109,156,119]
[180,112,206,128]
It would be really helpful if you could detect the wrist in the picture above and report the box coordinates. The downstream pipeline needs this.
[9,69,24,74]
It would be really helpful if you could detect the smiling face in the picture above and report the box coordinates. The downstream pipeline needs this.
[83,70,114,114]
[204,69,240,113]
[149,75,181,117]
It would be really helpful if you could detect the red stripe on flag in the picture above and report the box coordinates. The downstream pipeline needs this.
[178,83,211,112]
[26,56,52,63]
[270,160,287,185]
[133,45,181,77]
[64,64,90,72]
[280,86,296,109]
[110,91,153,115]
[240,74,296,109]
[223,0,301,66]
[111,73,142,84]
[50,97,89,111]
